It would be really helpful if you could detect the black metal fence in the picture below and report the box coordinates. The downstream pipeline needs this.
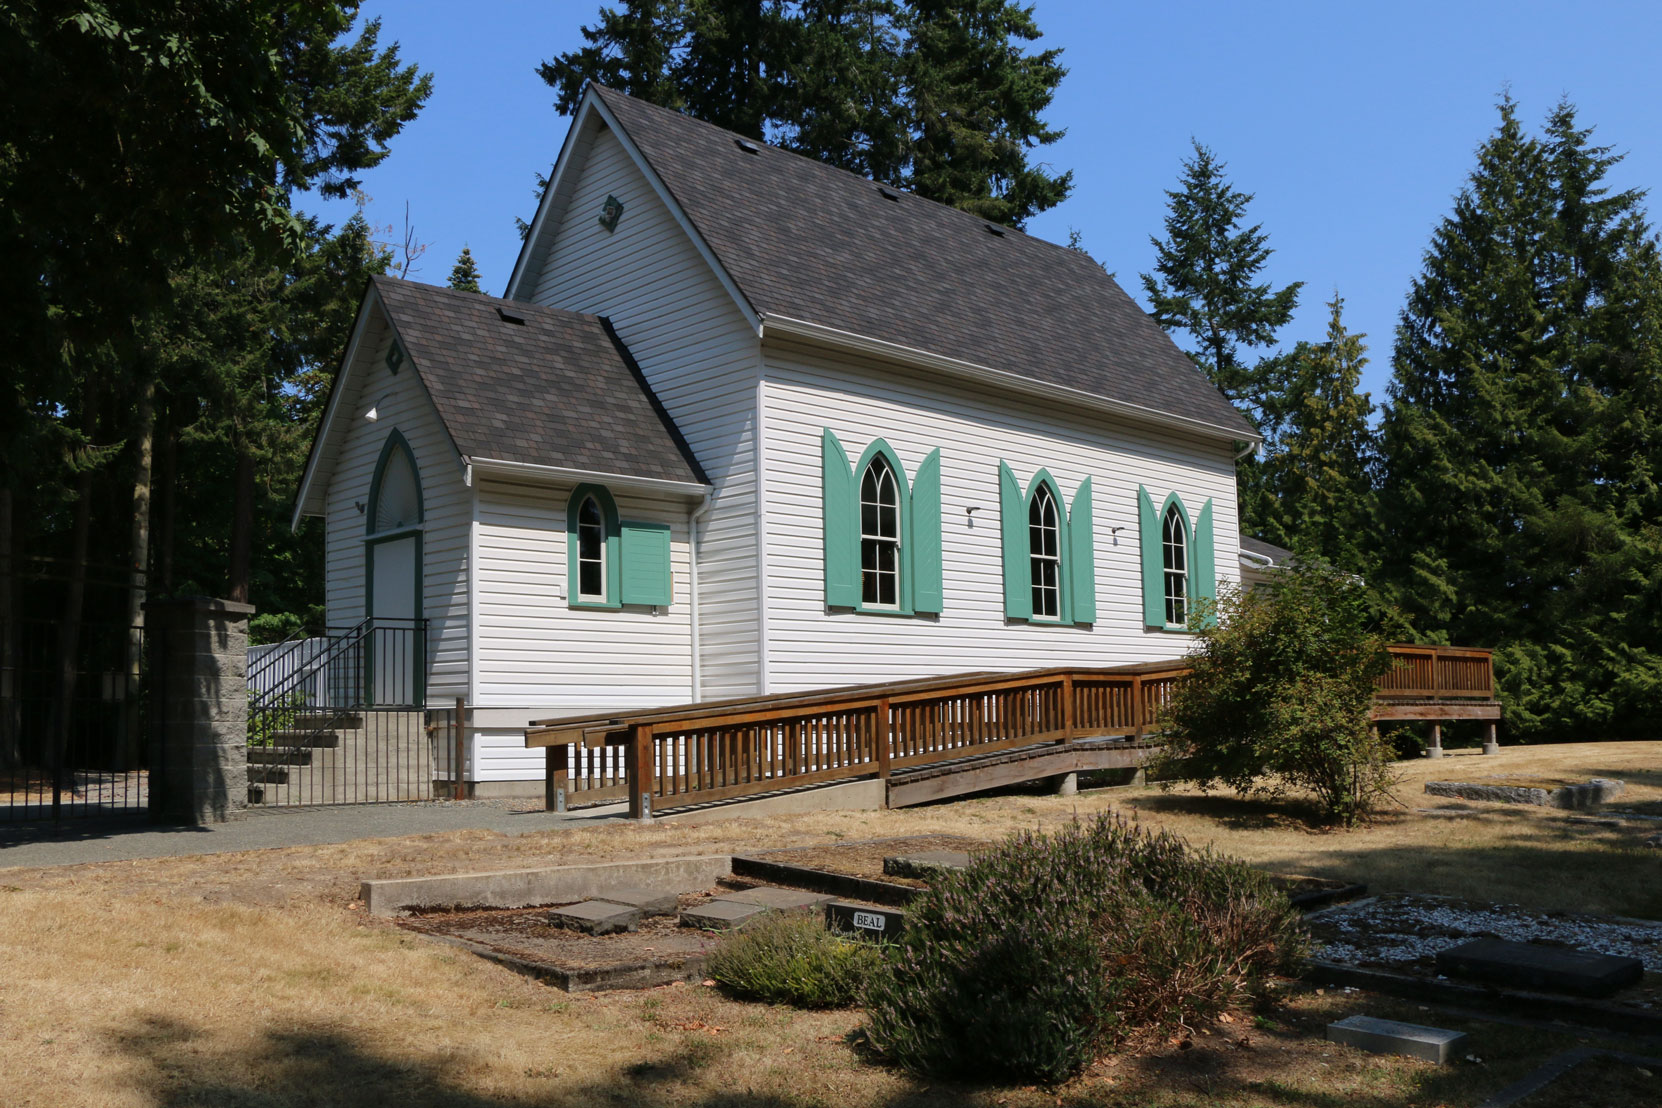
[247,619,433,806]
[1,618,148,821]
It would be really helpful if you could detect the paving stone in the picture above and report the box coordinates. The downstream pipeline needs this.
[882,851,972,879]
[1435,938,1644,998]
[825,901,905,942]
[547,900,643,935]
[1328,1015,1467,1064]
[716,886,837,911]
[590,887,680,917]
[679,900,769,930]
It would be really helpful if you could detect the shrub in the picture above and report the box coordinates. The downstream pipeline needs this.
[1154,559,1406,826]
[706,910,883,1008]
[862,815,1304,1084]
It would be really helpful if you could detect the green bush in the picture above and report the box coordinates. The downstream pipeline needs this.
[861,815,1304,1084]
[706,910,883,1008]
[1155,560,1407,826]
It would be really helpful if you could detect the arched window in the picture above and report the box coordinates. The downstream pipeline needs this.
[1028,483,1061,619]
[368,431,422,534]
[860,454,901,607]
[1162,503,1188,627]
[576,495,606,601]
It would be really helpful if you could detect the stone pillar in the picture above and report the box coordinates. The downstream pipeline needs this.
[1482,721,1500,756]
[1427,723,1444,759]
[146,597,253,824]
[1052,772,1078,797]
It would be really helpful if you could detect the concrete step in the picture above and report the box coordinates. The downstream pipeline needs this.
[248,766,289,784]
[248,747,314,766]
[295,711,365,729]
[268,730,340,748]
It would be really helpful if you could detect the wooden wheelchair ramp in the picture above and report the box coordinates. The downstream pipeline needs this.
[525,645,1498,819]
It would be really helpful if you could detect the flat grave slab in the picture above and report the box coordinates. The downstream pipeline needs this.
[591,887,679,917]
[1327,1015,1466,1064]
[680,900,769,930]
[826,901,905,942]
[547,900,643,936]
[1435,938,1644,998]
[716,886,836,911]
[883,851,971,879]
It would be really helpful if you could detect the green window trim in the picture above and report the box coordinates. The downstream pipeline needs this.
[821,429,942,616]
[566,485,676,610]
[1137,486,1216,630]
[999,463,1095,626]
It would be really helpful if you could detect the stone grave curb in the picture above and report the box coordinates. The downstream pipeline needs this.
[1475,1046,1662,1108]
[729,855,918,908]
[1286,882,1369,912]
[1304,959,1662,1038]
[417,930,710,993]
[360,855,732,916]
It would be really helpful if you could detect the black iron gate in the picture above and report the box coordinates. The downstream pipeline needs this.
[1,618,148,822]
[246,619,432,806]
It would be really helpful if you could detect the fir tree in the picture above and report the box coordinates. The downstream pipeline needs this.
[1378,97,1662,739]
[1257,294,1376,573]
[447,245,483,293]
[539,0,1070,226]
[1139,141,1303,426]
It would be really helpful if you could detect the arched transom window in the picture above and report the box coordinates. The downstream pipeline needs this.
[1162,503,1188,627]
[1028,484,1061,619]
[370,434,421,534]
[860,454,901,607]
[576,494,606,601]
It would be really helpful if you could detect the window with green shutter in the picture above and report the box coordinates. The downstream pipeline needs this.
[999,464,1095,626]
[821,429,942,615]
[567,485,673,610]
[1138,486,1216,630]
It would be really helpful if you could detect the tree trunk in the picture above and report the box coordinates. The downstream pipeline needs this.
[121,379,155,768]
[154,417,176,594]
[227,440,254,604]
[0,483,17,769]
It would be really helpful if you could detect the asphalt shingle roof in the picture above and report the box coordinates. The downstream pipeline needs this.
[372,277,705,485]
[591,86,1256,440]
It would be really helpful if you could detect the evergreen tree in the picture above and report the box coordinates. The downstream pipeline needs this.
[447,245,484,293]
[1257,294,1376,573]
[1378,97,1662,740]
[539,0,1070,226]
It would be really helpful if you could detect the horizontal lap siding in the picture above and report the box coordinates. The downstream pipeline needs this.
[323,327,470,702]
[472,477,693,781]
[760,344,1241,689]
[530,126,760,699]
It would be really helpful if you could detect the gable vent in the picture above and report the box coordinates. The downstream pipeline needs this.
[734,137,761,155]
[878,185,901,201]
[984,222,1006,237]
[497,307,526,325]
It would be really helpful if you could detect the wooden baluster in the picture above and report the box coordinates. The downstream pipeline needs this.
[1132,675,1145,738]
[1062,674,1075,742]
[876,697,891,783]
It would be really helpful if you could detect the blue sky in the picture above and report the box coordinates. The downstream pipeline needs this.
[305,0,1662,402]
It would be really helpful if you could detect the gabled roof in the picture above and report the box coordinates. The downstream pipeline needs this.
[514,84,1256,442]
[371,278,705,486]
[1240,535,1294,568]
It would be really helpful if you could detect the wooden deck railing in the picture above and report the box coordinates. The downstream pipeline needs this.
[526,645,1491,817]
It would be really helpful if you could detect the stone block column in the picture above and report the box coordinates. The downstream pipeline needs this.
[145,597,253,824]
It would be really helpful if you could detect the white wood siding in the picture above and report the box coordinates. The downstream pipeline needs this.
[527,125,761,698]
[470,476,694,781]
[759,341,1242,689]
[322,326,470,701]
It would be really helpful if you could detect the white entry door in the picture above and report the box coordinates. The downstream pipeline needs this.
[369,536,419,704]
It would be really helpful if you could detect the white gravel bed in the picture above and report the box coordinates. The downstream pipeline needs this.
[1311,894,1662,974]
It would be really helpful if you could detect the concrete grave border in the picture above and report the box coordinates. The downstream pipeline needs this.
[360,855,732,916]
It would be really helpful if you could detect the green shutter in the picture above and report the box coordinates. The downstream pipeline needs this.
[822,429,859,607]
[1069,477,1095,625]
[1000,461,1030,620]
[1192,498,1216,627]
[1139,486,1164,628]
[619,521,672,606]
[910,449,943,613]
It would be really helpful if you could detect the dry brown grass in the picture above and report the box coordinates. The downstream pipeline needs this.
[1,741,1658,1107]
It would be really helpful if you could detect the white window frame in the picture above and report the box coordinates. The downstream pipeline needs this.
[576,494,607,602]
[859,454,901,609]
[1162,503,1188,627]
[1029,484,1062,620]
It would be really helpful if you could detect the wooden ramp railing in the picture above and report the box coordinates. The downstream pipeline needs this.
[526,645,1495,817]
